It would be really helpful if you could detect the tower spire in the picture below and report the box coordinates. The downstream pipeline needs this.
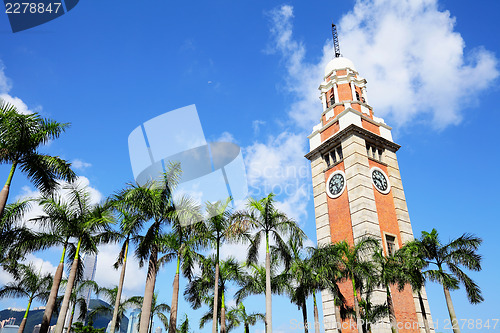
[331,23,341,58]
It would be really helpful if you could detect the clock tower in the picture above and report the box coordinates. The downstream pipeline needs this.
[305,55,435,333]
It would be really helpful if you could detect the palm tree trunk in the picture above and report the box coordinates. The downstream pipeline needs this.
[40,244,67,333]
[55,238,82,333]
[334,300,343,333]
[301,296,308,333]
[351,277,363,333]
[0,162,16,218]
[386,286,399,333]
[265,234,272,333]
[65,303,76,333]
[418,291,431,333]
[220,290,226,333]
[244,323,249,333]
[17,298,31,333]
[443,286,460,333]
[212,246,220,333]
[139,246,158,333]
[313,292,320,333]
[168,255,181,333]
[110,240,129,333]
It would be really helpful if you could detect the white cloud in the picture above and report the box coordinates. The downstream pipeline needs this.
[0,63,12,92]
[0,93,31,115]
[265,5,331,130]
[236,0,499,243]
[217,131,236,143]
[23,254,58,276]
[0,61,38,115]
[339,0,499,128]
[93,243,147,298]
[244,132,310,222]
[266,1,498,130]
[13,176,104,232]
[71,159,92,171]
[252,120,266,135]
[0,254,59,291]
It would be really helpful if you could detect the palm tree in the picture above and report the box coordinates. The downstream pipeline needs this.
[134,293,170,333]
[0,200,38,267]
[157,197,203,333]
[201,198,234,333]
[185,256,244,333]
[176,314,191,333]
[412,229,483,333]
[356,291,388,333]
[231,193,305,333]
[234,260,279,304]
[50,183,115,333]
[107,194,147,333]
[70,322,105,333]
[121,164,181,333]
[371,249,401,333]
[226,303,264,333]
[0,100,76,217]
[309,245,347,333]
[276,238,312,333]
[316,239,377,333]
[0,263,52,333]
[88,286,143,332]
[57,279,100,333]
[284,241,347,333]
[33,188,88,333]
[396,243,431,333]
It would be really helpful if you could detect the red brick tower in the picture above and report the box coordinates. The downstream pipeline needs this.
[305,56,434,333]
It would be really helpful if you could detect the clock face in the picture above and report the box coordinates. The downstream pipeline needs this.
[371,168,390,194]
[326,171,346,198]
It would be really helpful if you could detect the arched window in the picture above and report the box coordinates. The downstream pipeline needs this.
[355,91,360,101]
[329,89,335,106]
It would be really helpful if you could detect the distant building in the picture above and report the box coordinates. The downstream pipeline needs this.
[1,325,20,333]
[32,324,41,333]
[105,321,112,333]
[154,327,162,333]
[127,309,141,333]
[0,318,16,328]
[67,252,98,328]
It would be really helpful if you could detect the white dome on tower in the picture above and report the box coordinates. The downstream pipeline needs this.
[324,57,356,76]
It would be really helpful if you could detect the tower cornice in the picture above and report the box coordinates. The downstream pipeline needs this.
[320,71,367,90]
[305,123,400,160]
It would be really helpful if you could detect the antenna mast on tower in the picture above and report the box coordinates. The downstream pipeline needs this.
[331,23,341,58]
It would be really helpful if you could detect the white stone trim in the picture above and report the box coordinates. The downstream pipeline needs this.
[333,83,339,104]
[370,167,391,195]
[326,170,346,199]
[339,109,361,130]
[379,126,393,142]
[325,108,334,122]
[319,75,367,92]
[350,82,356,101]
[309,131,321,151]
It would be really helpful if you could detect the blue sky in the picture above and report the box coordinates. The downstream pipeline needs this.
[0,0,499,332]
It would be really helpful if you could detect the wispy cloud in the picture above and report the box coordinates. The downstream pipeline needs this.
[265,5,331,130]
[71,158,92,171]
[266,1,498,131]
[252,120,266,135]
[242,0,498,226]
[0,61,39,115]
[340,0,498,128]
